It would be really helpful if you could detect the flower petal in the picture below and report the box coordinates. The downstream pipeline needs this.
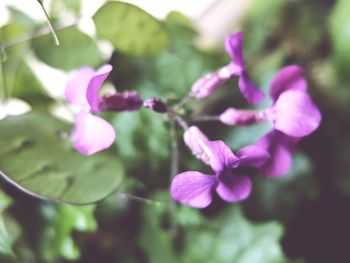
[235,145,270,168]
[190,72,226,99]
[257,130,299,177]
[224,32,244,69]
[206,140,238,173]
[216,174,252,202]
[65,67,95,106]
[72,111,116,155]
[86,64,113,112]
[238,73,265,104]
[183,126,211,165]
[170,171,216,208]
[270,65,307,101]
[273,90,321,137]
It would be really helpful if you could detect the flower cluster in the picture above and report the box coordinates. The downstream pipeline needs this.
[170,33,321,208]
[64,32,321,209]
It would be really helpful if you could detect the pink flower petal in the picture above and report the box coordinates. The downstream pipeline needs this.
[273,90,321,137]
[86,64,113,112]
[65,67,95,107]
[216,174,252,202]
[170,171,216,208]
[72,111,116,155]
[270,65,307,102]
[257,130,299,177]
[224,32,244,69]
[235,145,270,168]
[206,140,238,173]
[238,73,265,104]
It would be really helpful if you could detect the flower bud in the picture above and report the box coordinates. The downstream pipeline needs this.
[98,91,142,112]
[143,98,168,113]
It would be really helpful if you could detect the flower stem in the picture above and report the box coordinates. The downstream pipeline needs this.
[170,118,179,180]
[36,0,60,46]
[191,115,220,122]
[176,93,193,110]
[115,192,162,207]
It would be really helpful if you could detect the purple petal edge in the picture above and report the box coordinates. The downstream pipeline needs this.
[238,73,265,104]
[270,65,307,102]
[170,171,216,208]
[86,64,113,113]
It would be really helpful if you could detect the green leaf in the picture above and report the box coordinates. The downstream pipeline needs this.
[93,1,169,57]
[139,191,179,263]
[0,190,20,259]
[40,204,96,261]
[0,112,124,204]
[244,0,288,56]
[329,0,350,78]
[112,110,170,173]
[31,27,102,71]
[183,207,289,263]
[0,190,13,256]
[140,192,293,263]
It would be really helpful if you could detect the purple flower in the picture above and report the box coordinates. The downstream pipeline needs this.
[171,139,269,208]
[65,64,142,155]
[219,65,321,176]
[191,32,264,104]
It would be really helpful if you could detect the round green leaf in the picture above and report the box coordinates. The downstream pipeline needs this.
[93,1,169,56]
[0,112,124,204]
[31,27,102,71]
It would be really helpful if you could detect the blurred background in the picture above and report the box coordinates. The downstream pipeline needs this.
[1,0,350,262]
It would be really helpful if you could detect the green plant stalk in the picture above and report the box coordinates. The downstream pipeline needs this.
[36,0,60,46]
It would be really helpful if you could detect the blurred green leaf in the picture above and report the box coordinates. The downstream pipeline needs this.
[165,11,197,44]
[112,110,170,174]
[0,112,124,204]
[329,0,350,78]
[244,0,287,56]
[226,122,272,150]
[40,204,96,261]
[11,62,51,107]
[0,190,13,256]
[244,153,318,221]
[32,27,102,70]
[139,195,178,263]
[93,1,169,57]
[183,207,289,263]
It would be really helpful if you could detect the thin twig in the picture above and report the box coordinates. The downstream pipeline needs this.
[36,0,60,46]
[116,192,162,207]
[176,93,193,110]
[191,115,220,122]
[170,118,179,180]
[3,23,76,50]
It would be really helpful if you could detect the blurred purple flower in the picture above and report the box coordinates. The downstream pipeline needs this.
[220,65,321,176]
[171,139,269,208]
[65,64,142,155]
[191,32,264,104]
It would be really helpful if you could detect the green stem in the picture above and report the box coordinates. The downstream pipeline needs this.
[191,115,220,122]
[36,0,60,46]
